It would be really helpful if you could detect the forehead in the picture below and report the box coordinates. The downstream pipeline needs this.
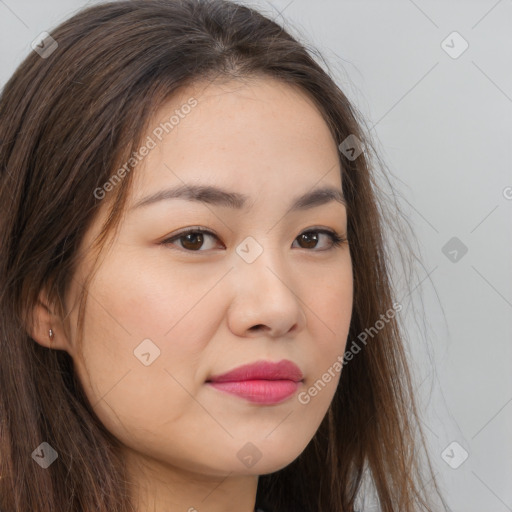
[129,75,342,206]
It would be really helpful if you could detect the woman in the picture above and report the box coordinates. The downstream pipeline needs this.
[0,0,448,511]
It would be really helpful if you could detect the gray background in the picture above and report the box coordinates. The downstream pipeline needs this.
[1,0,511,510]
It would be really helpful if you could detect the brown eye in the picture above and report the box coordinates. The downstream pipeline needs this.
[180,232,205,251]
[293,230,346,251]
[297,232,319,249]
[162,228,221,252]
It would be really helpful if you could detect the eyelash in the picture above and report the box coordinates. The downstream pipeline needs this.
[160,226,347,253]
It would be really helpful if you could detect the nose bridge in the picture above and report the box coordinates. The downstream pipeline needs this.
[228,235,306,335]
[235,234,293,296]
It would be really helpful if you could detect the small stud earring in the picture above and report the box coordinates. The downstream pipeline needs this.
[48,328,54,341]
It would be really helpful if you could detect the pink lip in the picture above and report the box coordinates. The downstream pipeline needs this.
[206,360,303,404]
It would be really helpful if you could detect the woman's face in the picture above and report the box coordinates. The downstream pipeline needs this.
[63,76,352,481]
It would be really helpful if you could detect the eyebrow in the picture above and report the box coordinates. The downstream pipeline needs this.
[130,183,347,212]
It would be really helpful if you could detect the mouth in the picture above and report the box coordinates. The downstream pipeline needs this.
[206,379,301,404]
[206,359,304,404]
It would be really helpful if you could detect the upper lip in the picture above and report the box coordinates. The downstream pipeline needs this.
[207,359,304,383]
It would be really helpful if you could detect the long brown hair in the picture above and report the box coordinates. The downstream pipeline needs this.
[0,1,447,510]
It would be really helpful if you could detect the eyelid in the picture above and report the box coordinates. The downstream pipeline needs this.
[162,225,218,240]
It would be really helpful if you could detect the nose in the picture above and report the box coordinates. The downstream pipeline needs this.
[226,248,307,338]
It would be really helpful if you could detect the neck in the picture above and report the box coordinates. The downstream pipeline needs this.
[122,447,259,512]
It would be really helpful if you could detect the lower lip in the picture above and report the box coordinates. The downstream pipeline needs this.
[207,379,300,404]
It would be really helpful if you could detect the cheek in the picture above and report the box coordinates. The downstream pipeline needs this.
[300,265,353,404]
[82,248,219,351]
[308,262,353,350]
[70,256,216,440]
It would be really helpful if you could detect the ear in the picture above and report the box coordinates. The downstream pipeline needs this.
[30,290,73,353]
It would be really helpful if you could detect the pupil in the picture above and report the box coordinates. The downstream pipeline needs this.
[301,232,317,248]
[183,232,203,250]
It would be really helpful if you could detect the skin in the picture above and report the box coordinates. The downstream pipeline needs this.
[31,76,353,512]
